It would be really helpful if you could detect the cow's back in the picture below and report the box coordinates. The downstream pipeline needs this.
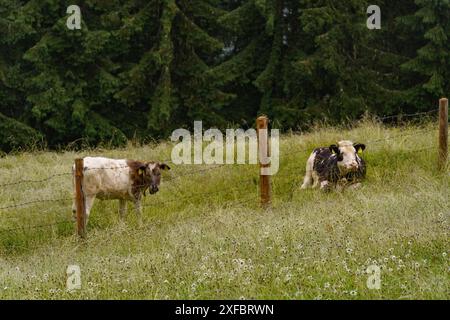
[82,157,132,200]
[312,148,340,182]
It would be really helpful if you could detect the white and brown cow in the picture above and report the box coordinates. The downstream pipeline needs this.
[301,140,366,191]
[72,157,170,224]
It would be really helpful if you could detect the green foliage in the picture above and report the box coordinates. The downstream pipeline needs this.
[0,0,448,151]
[401,0,450,104]
[0,113,43,152]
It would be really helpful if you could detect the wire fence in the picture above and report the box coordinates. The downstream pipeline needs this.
[0,108,447,241]
[377,108,439,121]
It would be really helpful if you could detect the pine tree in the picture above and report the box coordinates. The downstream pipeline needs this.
[401,0,450,107]
[355,0,420,116]
[20,0,127,148]
[286,0,373,126]
[0,0,43,151]
[115,0,232,137]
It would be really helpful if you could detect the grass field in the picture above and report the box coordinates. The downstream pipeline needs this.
[0,120,448,299]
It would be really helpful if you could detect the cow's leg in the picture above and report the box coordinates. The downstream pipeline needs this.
[84,195,96,225]
[119,199,127,220]
[312,171,320,188]
[301,153,315,189]
[134,197,143,227]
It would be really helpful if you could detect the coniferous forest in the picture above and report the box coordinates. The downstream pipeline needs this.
[0,0,449,152]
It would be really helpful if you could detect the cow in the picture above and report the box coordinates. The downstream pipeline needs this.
[300,140,366,191]
[72,157,170,225]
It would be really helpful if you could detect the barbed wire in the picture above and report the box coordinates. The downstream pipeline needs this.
[280,127,438,159]
[0,201,72,220]
[0,107,446,237]
[0,109,441,189]
[276,145,437,176]
[0,172,72,188]
[142,180,258,209]
[377,108,439,121]
[0,197,72,211]
[0,218,73,234]
[0,140,440,213]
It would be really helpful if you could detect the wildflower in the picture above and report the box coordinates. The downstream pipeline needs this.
[443,252,447,258]
[350,290,357,296]
[346,248,353,254]
[324,282,330,289]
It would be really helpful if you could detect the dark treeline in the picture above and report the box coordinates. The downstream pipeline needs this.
[0,0,449,152]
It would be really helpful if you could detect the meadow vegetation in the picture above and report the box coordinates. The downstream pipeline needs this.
[0,120,448,299]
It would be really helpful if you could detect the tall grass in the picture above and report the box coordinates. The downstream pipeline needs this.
[0,120,448,299]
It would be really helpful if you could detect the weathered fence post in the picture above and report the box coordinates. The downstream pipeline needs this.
[75,158,86,238]
[438,98,448,171]
[256,115,271,208]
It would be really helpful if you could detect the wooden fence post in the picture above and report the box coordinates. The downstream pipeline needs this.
[438,98,448,171]
[256,115,271,208]
[75,158,86,238]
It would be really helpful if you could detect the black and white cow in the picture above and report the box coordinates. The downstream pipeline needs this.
[301,140,366,191]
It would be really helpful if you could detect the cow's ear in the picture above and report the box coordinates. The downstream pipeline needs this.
[159,163,171,171]
[329,144,340,154]
[138,164,147,176]
[354,143,366,153]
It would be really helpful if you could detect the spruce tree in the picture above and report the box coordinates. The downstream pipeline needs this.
[401,0,450,107]
[115,0,232,137]
[0,0,43,151]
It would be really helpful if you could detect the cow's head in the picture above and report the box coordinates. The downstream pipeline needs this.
[329,140,366,173]
[137,162,171,194]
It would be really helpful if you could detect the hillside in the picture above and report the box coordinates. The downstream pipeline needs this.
[0,120,448,299]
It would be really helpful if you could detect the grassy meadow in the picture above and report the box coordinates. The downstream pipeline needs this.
[0,120,448,299]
